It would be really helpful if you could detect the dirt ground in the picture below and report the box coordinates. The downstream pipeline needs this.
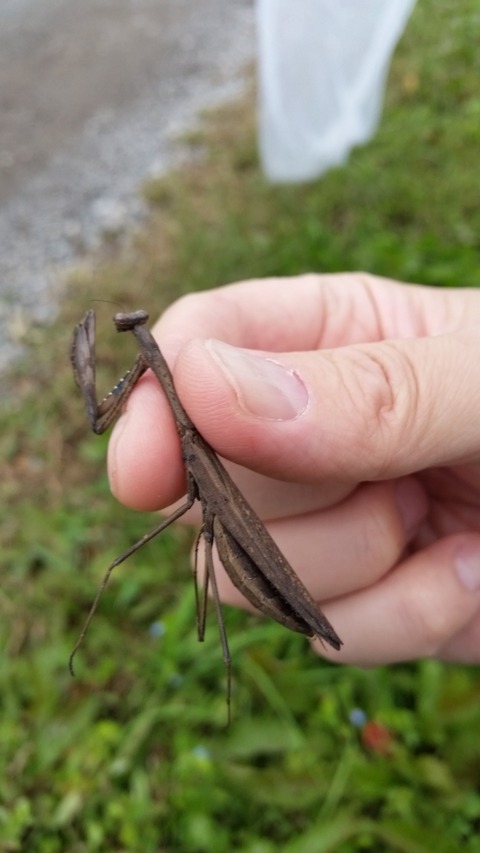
[0,0,254,369]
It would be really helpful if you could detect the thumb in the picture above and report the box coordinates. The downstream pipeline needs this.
[174,329,480,483]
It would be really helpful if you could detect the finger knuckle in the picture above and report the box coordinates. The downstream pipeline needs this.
[349,344,422,478]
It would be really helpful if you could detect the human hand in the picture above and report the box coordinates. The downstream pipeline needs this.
[107,272,480,665]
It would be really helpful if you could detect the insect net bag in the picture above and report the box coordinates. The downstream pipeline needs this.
[256,0,416,182]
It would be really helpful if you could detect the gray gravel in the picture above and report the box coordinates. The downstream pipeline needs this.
[0,0,255,371]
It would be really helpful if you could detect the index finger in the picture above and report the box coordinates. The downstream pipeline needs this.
[153,272,466,362]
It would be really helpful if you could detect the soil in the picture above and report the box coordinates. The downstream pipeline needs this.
[0,0,254,370]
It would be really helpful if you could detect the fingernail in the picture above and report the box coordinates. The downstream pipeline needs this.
[206,339,309,420]
[455,544,480,592]
[395,478,428,535]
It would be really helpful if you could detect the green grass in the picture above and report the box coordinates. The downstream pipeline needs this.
[1,0,480,849]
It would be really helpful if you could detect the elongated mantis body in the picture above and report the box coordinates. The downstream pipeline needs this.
[70,310,342,708]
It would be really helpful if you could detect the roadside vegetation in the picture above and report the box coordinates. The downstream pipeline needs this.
[1,1,480,849]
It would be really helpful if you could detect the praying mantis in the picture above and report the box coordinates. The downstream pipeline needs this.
[69,309,342,708]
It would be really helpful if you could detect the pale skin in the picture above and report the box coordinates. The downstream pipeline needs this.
[107,272,480,666]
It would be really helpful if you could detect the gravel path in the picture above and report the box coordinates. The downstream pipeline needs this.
[0,0,254,370]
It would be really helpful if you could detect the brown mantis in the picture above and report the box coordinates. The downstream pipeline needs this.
[69,309,342,708]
